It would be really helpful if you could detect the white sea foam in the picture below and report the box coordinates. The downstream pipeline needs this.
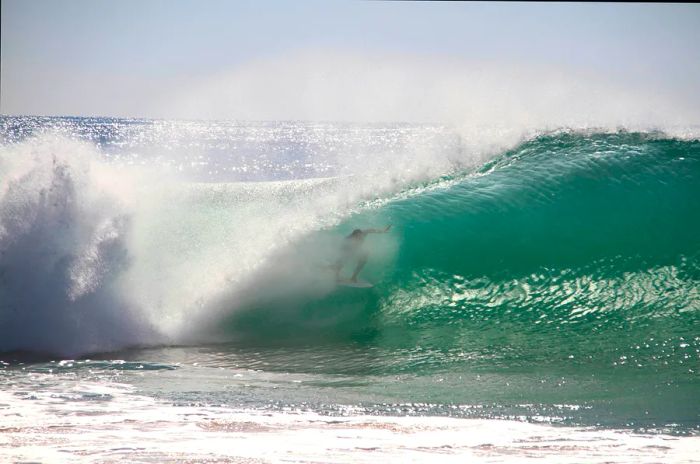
[0,137,156,354]
[1,379,697,463]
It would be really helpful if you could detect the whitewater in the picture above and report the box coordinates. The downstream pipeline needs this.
[1,115,698,462]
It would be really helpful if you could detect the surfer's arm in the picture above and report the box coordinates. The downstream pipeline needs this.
[363,225,392,234]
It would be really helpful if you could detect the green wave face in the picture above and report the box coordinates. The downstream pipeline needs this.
[391,132,700,276]
[367,132,699,353]
[228,131,700,372]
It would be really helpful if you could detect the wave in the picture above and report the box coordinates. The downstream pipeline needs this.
[1,127,698,362]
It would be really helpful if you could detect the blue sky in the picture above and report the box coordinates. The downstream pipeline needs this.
[2,1,700,123]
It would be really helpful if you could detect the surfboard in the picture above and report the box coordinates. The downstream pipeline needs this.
[337,278,373,288]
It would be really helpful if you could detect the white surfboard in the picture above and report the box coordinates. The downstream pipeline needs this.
[337,278,373,288]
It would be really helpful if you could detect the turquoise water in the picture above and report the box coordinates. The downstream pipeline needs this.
[0,118,698,438]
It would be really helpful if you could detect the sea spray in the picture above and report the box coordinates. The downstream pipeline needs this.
[0,137,153,354]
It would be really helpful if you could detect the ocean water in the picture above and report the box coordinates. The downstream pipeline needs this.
[1,116,698,462]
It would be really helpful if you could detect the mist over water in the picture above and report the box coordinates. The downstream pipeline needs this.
[37,52,697,128]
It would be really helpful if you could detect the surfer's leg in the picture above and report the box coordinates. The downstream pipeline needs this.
[330,260,343,280]
[328,254,348,280]
[350,252,368,282]
[333,246,353,280]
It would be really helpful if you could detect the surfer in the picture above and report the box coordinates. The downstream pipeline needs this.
[332,225,392,282]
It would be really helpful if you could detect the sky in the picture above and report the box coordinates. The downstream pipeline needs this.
[2,0,700,124]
